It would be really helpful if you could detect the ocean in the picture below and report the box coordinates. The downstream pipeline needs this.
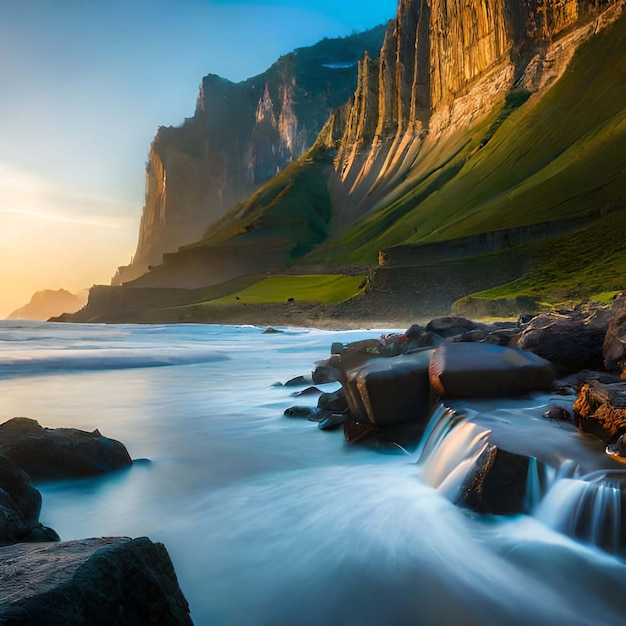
[1,321,625,625]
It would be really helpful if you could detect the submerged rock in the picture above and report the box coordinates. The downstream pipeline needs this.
[429,343,554,398]
[0,418,132,479]
[0,537,193,625]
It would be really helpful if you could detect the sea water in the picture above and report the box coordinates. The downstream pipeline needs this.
[1,321,626,625]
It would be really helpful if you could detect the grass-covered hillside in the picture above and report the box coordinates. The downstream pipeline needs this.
[309,12,626,267]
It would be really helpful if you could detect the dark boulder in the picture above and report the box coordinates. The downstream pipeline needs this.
[0,454,58,545]
[317,389,348,413]
[459,444,530,515]
[311,363,341,384]
[425,316,479,339]
[0,537,193,625]
[0,418,132,479]
[344,351,433,427]
[518,308,610,373]
[603,293,626,373]
[429,342,554,398]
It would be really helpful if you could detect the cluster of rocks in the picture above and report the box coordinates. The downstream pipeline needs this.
[284,294,626,529]
[0,418,193,625]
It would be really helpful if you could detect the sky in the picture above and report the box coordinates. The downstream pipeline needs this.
[0,0,397,318]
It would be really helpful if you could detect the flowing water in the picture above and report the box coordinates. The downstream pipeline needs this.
[2,321,626,625]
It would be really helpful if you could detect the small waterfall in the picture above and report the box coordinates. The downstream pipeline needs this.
[417,406,491,502]
[524,457,554,512]
[535,469,626,554]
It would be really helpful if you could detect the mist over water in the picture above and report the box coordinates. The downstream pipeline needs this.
[1,321,626,625]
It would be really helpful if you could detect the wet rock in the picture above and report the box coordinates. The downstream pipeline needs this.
[606,434,626,461]
[283,375,311,387]
[603,293,626,373]
[318,414,346,431]
[430,343,554,398]
[312,364,341,384]
[426,316,479,339]
[292,386,322,397]
[518,308,610,373]
[573,380,626,444]
[0,537,193,625]
[460,444,530,515]
[0,454,59,545]
[343,419,378,445]
[317,389,348,413]
[542,406,573,422]
[0,418,132,479]
[344,351,433,427]
[331,339,384,381]
[262,327,283,334]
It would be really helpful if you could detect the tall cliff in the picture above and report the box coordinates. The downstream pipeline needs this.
[113,26,386,285]
[332,0,623,222]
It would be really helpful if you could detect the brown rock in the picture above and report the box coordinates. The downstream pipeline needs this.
[573,380,626,443]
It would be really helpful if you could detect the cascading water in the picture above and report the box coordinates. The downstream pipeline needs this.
[535,469,625,554]
[417,402,626,557]
[4,322,626,624]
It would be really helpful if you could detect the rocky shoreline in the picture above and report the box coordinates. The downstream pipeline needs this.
[281,293,626,553]
[0,419,193,624]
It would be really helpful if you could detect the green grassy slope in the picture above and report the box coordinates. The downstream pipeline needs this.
[182,144,335,260]
[307,13,626,265]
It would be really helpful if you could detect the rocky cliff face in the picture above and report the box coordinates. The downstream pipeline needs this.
[113,26,387,285]
[333,0,623,221]
[7,289,87,321]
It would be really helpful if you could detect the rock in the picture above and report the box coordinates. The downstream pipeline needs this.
[518,308,610,373]
[0,537,193,625]
[425,316,479,339]
[317,389,348,413]
[606,434,626,462]
[318,414,346,431]
[459,444,530,515]
[603,293,626,373]
[283,375,311,387]
[0,454,59,545]
[330,339,384,381]
[344,351,433,427]
[0,418,132,479]
[542,406,573,422]
[311,364,341,384]
[573,380,626,444]
[292,386,322,397]
[262,327,283,334]
[429,343,554,398]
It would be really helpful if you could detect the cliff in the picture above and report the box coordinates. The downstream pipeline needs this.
[113,26,386,285]
[72,0,625,322]
[7,289,87,321]
[331,0,623,222]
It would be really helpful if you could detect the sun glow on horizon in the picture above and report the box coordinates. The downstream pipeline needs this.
[0,163,138,318]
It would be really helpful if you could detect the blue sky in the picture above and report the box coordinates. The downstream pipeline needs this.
[0,0,397,316]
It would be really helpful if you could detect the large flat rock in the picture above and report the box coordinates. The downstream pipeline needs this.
[0,537,192,625]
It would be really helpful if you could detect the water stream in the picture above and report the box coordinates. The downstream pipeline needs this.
[1,321,626,625]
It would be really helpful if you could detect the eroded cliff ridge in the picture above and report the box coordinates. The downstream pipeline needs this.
[113,26,386,285]
[72,0,625,324]
[332,0,623,221]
